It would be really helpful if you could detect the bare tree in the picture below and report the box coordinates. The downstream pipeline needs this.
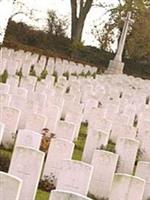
[9,0,37,22]
[70,0,93,43]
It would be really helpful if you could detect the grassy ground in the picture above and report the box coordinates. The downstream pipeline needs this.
[35,189,50,200]
[72,122,88,160]
[0,147,12,158]
[0,123,88,199]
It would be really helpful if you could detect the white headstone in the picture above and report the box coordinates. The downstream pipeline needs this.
[9,95,27,129]
[0,172,22,200]
[27,92,47,113]
[110,123,136,143]
[110,173,145,200]
[137,129,150,161]
[43,105,60,133]
[62,94,75,119]
[1,106,21,148]
[0,93,11,108]
[11,87,28,98]
[55,121,76,141]
[57,160,93,196]
[82,128,109,163]
[66,111,83,139]
[15,129,42,149]
[9,146,45,200]
[135,161,150,200]
[50,190,92,200]
[7,76,19,90]
[42,138,74,186]
[89,118,112,135]
[116,137,139,174]
[25,113,47,133]
[89,150,118,199]
[0,83,10,94]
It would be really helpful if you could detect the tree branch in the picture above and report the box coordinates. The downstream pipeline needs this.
[79,0,93,20]
[71,0,78,20]
[80,0,84,10]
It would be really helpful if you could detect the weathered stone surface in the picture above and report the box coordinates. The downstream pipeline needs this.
[50,190,92,200]
[0,171,22,200]
[116,137,139,174]
[9,146,45,200]
[89,150,118,199]
[15,129,42,149]
[57,160,93,196]
[42,138,74,186]
[135,161,150,200]
[110,173,145,200]
[82,128,109,163]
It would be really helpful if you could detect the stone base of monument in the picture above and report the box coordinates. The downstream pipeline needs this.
[105,60,124,74]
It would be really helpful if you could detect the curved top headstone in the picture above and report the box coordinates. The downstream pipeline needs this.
[50,190,92,200]
[0,171,22,200]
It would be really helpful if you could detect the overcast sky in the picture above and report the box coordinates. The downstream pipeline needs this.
[0,0,119,48]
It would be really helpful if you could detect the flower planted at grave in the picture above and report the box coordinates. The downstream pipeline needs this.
[39,174,57,192]
[40,128,55,154]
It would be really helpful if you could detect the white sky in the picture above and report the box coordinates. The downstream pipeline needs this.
[1,0,119,48]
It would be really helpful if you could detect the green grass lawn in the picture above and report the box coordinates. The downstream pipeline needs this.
[72,122,88,160]
[35,189,50,200]
[0,147,12,158]
[0,147,12,172]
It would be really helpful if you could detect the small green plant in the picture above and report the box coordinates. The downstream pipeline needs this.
[63,71,69,80]
[16,68,23,85]
[79,71,85,77]
[72,122,88,160]
[37,77,41,81]
[52,71,58,83]
[30,65,36,76]
[0,147,12,172]
[40,68,48,79]
[0,155,10,172]
[71,72,77,77]
[100,140,116,153]
[85,71,91,77]
[0,69,8,83]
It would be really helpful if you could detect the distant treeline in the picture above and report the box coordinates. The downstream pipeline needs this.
[3,20,150,79]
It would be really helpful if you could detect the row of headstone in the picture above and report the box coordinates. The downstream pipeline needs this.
[0,47,97,77]
[1,152,150,200]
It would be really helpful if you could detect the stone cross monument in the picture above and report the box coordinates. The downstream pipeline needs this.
[105,12,132,74]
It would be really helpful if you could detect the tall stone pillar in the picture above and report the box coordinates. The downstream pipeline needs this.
[105,12,132,74]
